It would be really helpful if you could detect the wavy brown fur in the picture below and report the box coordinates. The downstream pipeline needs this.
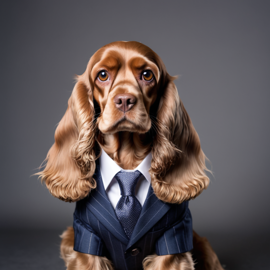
[36,77,98,202]
[150,79,210,204]
[60,227,113,270]
[143,252,194,270]
[192,231,224,270]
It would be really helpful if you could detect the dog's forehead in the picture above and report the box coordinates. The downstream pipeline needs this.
[93,47,154,67]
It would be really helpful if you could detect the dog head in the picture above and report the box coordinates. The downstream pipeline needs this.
[88,42,161,134]
[38,41,209,203]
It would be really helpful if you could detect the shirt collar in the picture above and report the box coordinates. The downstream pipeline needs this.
[99,148,152,191]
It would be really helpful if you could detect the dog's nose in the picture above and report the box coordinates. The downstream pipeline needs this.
[114,94,137,113]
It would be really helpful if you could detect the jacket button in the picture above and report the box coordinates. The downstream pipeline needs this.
[131,248,140,256]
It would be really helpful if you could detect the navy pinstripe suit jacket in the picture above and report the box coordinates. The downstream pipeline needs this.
[73,161,193,270]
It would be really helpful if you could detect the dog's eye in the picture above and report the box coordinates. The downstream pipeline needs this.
[142,70,154,81]
[97,70,109,82]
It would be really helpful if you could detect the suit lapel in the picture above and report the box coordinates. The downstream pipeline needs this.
[85,164,129,245]
[126,185,171,250]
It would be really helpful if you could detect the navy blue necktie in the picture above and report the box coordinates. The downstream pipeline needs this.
[114,170,142,238]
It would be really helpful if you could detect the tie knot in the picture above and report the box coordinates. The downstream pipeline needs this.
[115,170,142,196]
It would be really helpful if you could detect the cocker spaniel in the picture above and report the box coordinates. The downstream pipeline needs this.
[38,41,224,270]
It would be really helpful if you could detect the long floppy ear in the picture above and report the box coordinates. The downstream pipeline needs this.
[150,76,210,204]
[36,73,98,202]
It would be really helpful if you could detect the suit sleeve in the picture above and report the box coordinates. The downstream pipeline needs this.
[73,213,105,256]
[155,208,193,255]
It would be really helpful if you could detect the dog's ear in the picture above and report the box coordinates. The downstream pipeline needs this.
[36,72,98,202]
[150,76,210,204]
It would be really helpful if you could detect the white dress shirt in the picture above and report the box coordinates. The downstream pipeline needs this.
[99,148,152,209]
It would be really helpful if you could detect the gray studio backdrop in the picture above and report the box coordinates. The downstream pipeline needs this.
[1,1,269,238]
